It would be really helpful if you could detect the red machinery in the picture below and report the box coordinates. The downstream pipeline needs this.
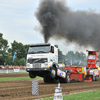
[64,50,100,82]
[87,50,99,69]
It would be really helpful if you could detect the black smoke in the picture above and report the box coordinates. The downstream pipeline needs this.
[35,0,100,50]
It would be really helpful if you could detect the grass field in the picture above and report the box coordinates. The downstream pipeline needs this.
[0,72,27,74]
[0,76,42,81]
[40,90,100,100]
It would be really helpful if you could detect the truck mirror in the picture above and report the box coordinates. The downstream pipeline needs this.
[50,46,54,53]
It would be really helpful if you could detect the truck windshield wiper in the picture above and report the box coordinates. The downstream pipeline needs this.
[28,51,35,54]
[36,51,46,53]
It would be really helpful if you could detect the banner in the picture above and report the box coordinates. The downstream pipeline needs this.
[14,69,20,72]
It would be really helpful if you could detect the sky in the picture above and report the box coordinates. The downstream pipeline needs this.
[0,0,100,55]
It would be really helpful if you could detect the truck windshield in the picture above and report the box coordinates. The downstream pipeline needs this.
[28,45,50,54]
[88,55,95,59]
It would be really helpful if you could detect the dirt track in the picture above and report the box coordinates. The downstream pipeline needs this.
[0,73,100,100]
[0,73,28,78]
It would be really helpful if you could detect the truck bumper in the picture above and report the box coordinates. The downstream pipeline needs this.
[26,68,51,77]
[26,68,51,72]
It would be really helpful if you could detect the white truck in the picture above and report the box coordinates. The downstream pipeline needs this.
[26,43,65,82]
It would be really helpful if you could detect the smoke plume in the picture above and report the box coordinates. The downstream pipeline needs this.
[35,0,100,50]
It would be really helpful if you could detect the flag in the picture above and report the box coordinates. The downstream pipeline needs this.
[70,59,72,66]
[79,60,81,65]
[13,53,16,63]
[62,59,64,66]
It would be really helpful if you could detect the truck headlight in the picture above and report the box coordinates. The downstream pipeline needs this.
[26,63,30,67]
[41,64,48,68]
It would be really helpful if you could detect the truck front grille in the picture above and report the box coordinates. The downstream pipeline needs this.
[27,58,48,64]
[33,63,41,68]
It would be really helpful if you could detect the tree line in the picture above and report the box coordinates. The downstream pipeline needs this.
[58,49,87,66]
[0,33,87,66]
[0,33,28,65]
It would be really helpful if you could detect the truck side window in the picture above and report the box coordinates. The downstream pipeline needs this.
[51,46,54,53]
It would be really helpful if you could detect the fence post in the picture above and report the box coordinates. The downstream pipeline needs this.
[6,69,8,74]
[32,80,39,100]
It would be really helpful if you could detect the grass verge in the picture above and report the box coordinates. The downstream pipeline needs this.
[0,72,27,74]
[0,76,42,81]
[40,90,100,100]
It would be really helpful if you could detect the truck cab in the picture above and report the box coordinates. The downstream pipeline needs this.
[26,43,59,80]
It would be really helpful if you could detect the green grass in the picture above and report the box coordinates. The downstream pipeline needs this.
[40,90,100,100]
[0,72,27,74]
[0,76,42,81]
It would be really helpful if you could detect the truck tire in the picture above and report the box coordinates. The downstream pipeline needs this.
[29,72,36,78]
[59,78,64,83]
[49,67,57,79]
[95,76,99,81]
[65,73,70,83]
[92,76,95,81]
[44,76,54,83]
[44,76,48,83]
[81,74,84,82]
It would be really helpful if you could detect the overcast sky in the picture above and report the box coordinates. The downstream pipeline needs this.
[0,0,100,54]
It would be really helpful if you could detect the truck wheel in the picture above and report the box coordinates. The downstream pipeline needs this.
[44,76,54,83]
[92,76,95,81]
[29,72,36,78]
[49,67,57,79]
[65,73,70,83]
[95,76,99,81]
[81,74,84,82]
[59,78,64,83]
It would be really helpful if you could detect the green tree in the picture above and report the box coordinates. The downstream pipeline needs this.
[66,51,86,66]
[66,51,75,65]
[0,33,9,65]
[8,40,29,66]
[8,40,29,59]
[5,56,13,65]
